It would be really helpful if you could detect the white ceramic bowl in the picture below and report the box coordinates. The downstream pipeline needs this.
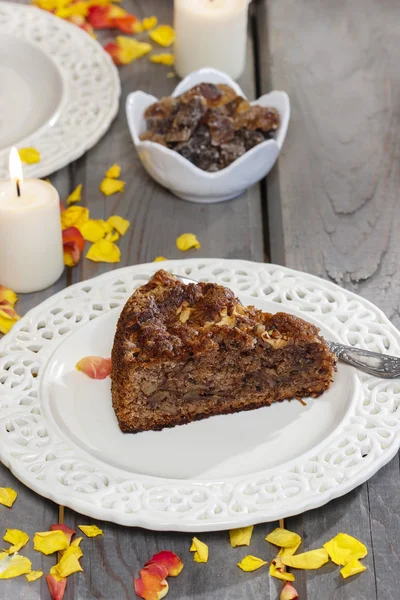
[126,68,290,204]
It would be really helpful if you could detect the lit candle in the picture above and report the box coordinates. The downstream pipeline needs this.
[0,148,64,293]
[174,0,250,80]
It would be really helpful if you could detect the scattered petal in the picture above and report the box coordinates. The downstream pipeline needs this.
[149,25,175,47]
[86,239,121,263]
[46,574,67,600]
[18,147,40,164]
[87,4,126,28]
[150,53,174,66]
[105,164,121,178]
[33,531,69,555]
[190,537,208,563]
[0,553,32,579]
[113,14,140,34]
[66,184,83,206]
[145,551,184,576]
[229,526,254,548]
[269,562,295,582]
[0,487,17,508]
[61,206,89,230]
[279,542,302,558]
[3,529,29,553]
[340,558,366,579]
[0,285,17,306]
[78,525,103,537]
[71,537,83,548]
[237,555,267,572]
[142,563,168,580]
[26,570,43,582]
[0,307,20,334]
[134,566,169,600]
[265,528,302,549]
[76,357,112,380]
[100,177,125,195]
[280,581,299,600]
[282,548,329,570]
[105,36,152,65]
[323,533,368,566]
[176,233,200,251]
[107,215,130,235]
[80,219,111,243]
[104,231,120,242]
[154,256,167,262]
[62,227,85,267]
[56,2,89,19]
[50,524,76,546]
[54,546,83,578]
[142,16,158,30]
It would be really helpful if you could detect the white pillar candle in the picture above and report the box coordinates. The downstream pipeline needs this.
[174,0,250,80]
[0,149,64,293]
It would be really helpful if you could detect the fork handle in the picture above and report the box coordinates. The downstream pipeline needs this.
[327,341,400,378]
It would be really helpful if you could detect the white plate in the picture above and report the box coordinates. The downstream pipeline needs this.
[0,3,120,178]
[1,259,399,531]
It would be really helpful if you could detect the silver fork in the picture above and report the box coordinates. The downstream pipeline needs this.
[174,274,400,379]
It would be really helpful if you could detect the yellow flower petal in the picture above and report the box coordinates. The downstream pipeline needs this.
[0,487,17,508]
[237,555,267,572]
[323,533,368,566]
[63,251,75,267]
[265,528,302,549]
[229,526,254,548]
[190,537,208,563]
[269,562,295,582]
[26,570,43,582]
[150,53,175,66]
[0,285,17,306]
[107,215,130,236]
[3,529,29,554]
[176,233,200,251]
[282,548,329,570]
[71,537,83,547]
[61,206,89,230]
[0,553,32,579]
[154,256,167,262]
[56,1,89,18]
[53,546,83,578]
[166,72,177,79]
[100,177,125,196]
[86,239,121,263]
[80,219,111,243]
[279,541,302,558]
[18,147,40,164]
[104,231,120,242]
[78,525,103,538]
[33,531,69,555]
[105,164,121,179]
[115,36,152,60]
[340,558,366,579]
[0,312,19,335]
[142,16,157,30]
[149,25,175,47]
[66,184,83,206]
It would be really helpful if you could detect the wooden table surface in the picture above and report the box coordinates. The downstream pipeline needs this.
[2,0,399,598]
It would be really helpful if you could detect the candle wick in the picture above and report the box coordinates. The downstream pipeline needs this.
[16,180,21,197]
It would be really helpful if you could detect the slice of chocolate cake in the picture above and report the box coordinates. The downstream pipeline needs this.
[111,270,336,433]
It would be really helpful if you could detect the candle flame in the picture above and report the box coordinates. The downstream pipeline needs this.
[9,147,24,183]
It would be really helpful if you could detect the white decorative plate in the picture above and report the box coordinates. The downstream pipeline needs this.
[0,3,120,179]
[1,259,399,532]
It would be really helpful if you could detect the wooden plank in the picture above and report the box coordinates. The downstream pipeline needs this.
[257,0,400,598]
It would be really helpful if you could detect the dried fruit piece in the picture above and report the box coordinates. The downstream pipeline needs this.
[265,528,302,549]
[323,533,367,566]
[145,550,184,576]
[165,96,207,143]
[105,164,121,178]
[340,558,366,579]
[237,555,267,572]
[0,553,32,579]
[3,529,29,553]
[190,537,208,563]
[280,581,299,600]
[0,487,17,508]
[229,526,254,548]
[62,227,85,267]
[282,548,329,570]
[33,531,69,555]
[134,566,169,600]
[107,215,130,235]
[100,177,125,195]
[76,357,112,380]
[150,53,174,66]
[86,239,121,263]
[26,570,43,581]
[18,147,40,164]
[176,233,200,251]
[50,524,76,546]
[66,184,82,206]
[61,206,89,230]
[149,25,175,47]
[78,525,103,537]
[46,574,67,600]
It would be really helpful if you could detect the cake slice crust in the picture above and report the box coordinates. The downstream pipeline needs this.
[111,270,337,433]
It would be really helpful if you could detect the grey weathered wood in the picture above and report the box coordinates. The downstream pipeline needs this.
[257,0,400,598]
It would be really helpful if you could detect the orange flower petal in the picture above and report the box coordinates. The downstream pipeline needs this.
[150,53,174,66]
[149,25,175,47]
[145,551,184,577]
[62,227,85,267]
[56,2,89,19]
[280,582,299,600]
[142,563,168,580]
[76,357,112,380]
[50,524,76,546]
[190,537,209,563]
[0,285,17,306]
[46,574,67,600]
[237,555,267,572]
[113,14,140,34]
[134,567,169,600]
[18,147,40,164]
[86,239,121,263]
[87,4,125,28]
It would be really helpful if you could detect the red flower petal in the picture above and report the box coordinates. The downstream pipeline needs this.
[87,5,113,28]
[62,226,85,266]
[76,356,112,379]
[142,563,169,580]
[50,524,77,545]
[46,574,67,600]
[134,568,169,600]
[280,581,299,600]
[145,551,184,577]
